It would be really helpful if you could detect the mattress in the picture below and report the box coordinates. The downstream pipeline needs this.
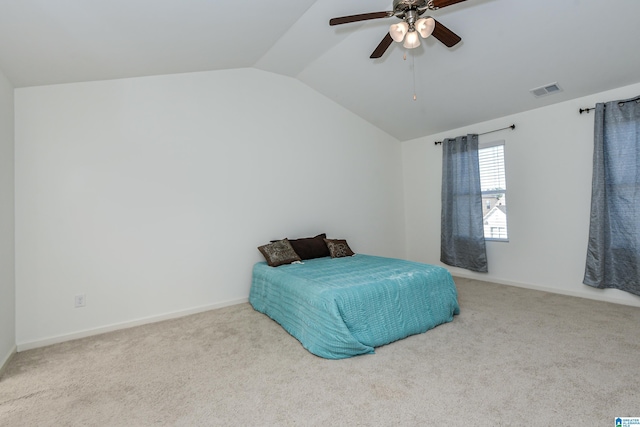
[249,254,460,359]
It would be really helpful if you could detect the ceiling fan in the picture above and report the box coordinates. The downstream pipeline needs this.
[329,0,467,59]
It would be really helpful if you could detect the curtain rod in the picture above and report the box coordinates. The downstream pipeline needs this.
[434,124,515,146]
[579,94,640,114]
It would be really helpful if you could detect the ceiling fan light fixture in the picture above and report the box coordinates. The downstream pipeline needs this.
[416,17,435,38]
[403,30,421,48]
[389,22,409,42]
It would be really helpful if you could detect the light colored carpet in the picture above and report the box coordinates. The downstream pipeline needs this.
[2,277,639,426]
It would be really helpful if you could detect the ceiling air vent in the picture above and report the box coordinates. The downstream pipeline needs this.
[530,82,563,98]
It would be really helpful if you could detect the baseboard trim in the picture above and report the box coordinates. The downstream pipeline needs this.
[451,272,640,308]
[0,345,17,380]
[16,297,249,352]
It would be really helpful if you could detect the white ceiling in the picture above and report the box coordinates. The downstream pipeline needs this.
[1,0,640,141]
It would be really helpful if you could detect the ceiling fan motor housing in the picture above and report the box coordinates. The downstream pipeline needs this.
[393,0,430,13]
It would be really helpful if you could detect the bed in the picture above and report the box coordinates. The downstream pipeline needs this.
[249,254,460,359]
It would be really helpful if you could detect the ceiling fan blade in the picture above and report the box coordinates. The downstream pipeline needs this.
[432,19,462,47]
[370,33,394,59]
[330,11,391,26]
[431,0,468,8]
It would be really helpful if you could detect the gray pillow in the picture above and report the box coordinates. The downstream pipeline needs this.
[258,239,302,267]
[323,238,355,258]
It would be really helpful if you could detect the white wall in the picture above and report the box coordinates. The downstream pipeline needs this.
[403,81,640,308]
[15,68,405,348]
[0,68,15,369]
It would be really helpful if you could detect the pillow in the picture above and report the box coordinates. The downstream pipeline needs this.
[258,239,302,267]
[288,233,330,260]
[323,238,355,258]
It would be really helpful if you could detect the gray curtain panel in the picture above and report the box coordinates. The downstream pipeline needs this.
[584,96,640,296]
[441,134,488,273]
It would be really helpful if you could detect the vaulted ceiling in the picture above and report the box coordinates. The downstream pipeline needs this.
[1,0,639,141]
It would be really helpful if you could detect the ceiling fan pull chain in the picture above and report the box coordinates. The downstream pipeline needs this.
[412,51,417,101]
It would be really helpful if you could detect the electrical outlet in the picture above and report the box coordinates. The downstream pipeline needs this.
[74,294,86,308]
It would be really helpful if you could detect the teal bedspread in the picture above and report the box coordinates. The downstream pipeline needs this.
[249,254,460,359]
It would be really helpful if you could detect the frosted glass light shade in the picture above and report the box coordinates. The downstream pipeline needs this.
[416,17,435,39]
[403,30,421,48]
[389,22,409,42]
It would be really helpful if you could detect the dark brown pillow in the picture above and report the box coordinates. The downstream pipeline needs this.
[289,233,330,260]
[323,238,355,258]
[258,239,301,267]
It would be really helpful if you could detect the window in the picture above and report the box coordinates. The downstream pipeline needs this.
[479,141,508,241]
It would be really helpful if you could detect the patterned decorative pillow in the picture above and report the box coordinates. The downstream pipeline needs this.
[258,239,302,267]
[323,238,355,258]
